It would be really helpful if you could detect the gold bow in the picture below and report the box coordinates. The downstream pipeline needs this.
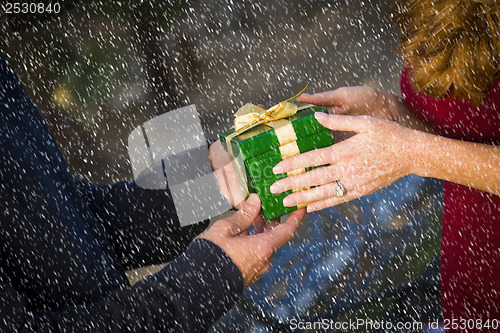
[225,85,311,209]
[233,101,298,132]
[227,85,308,153]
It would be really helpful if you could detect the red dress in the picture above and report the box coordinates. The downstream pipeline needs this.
[401,67,500,328]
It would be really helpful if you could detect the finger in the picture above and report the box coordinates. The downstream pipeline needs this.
[271,166,336,194]
[306,188,371,212]
[304,172,391,212]
[264,218,281,231]
[272,146,333,175]
[224,161,248,209]
[282,181,346,207]
[253,215,265,234]
[330,105,349,115]
[210,140,232,165]
[260,208,305,250]
[213,167,230,202]
[226,194,261,235]
[314,113,373,133]
[298,89,346,107]
[273,137,358,176]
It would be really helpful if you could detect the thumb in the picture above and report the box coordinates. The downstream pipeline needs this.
[314,113,372,133]
[226,194,261,235]
[260,208,305,250]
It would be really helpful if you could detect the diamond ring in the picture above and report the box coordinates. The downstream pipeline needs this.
[335,180,346,198]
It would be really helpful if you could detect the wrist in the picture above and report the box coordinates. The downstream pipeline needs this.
[377,90,403,122]
[378,90,422,128]
[404,128,430,177]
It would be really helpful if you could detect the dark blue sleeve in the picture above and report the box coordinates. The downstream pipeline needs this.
[0,239,243,332]
[0,54,209,271]
[74,178,209,270]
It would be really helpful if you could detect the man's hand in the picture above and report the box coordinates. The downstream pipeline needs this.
[201,194,305,287]
[209,139,248,209]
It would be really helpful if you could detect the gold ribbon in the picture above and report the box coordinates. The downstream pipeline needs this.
[233,102,298,132]
[225,85,312,210]
[226,85,308,158]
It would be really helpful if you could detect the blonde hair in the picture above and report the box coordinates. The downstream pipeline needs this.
[390,0,500,106]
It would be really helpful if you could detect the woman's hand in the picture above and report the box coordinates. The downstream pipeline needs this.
[299,86,397,120]
[269,112,417,212]
[299,87,434,133]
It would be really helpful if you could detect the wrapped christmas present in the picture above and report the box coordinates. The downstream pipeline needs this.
[218,88,334,220]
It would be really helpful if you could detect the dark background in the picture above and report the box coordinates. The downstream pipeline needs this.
[0,0,401,184]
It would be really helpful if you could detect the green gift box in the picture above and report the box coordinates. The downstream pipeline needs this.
[218,105,335,220]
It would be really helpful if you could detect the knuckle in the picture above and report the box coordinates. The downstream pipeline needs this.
[299,188,315,202]
[216,219,232,229]
[280,224,296,240]
[290,191,304,203]
[285,226,298,240]
[239,207,254,221]
[336,87,348,97]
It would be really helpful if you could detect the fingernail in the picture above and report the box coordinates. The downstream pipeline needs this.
[273,165,284,174]
[269,182,282,193]
[314,112,327,120]
[283,197,295,207]
[247,193,260,205]
[306,204,316,213]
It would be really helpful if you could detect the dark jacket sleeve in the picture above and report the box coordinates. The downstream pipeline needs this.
[74,178,209,270]
[0,238,242,332]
